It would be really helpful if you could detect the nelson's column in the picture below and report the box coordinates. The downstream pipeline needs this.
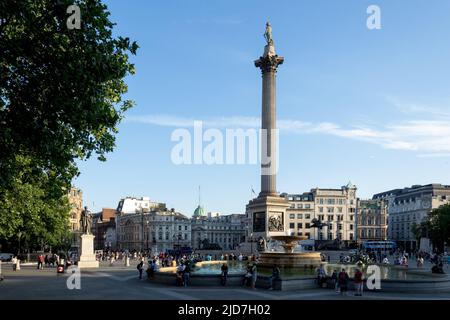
[246,22,290,252]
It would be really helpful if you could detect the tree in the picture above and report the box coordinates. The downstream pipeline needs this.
[0,0,137,189]
[427,204,450,253]
[0,0,137,245]
[0,156,70,250]
[411,221,427,245]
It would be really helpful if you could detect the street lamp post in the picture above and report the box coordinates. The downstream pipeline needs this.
[17,231,22,256]
[146,221,149,253]
[141,208,144,252]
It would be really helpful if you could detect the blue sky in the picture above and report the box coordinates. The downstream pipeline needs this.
[75,0,450,216]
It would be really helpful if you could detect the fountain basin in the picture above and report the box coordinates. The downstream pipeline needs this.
[258,252,322,268]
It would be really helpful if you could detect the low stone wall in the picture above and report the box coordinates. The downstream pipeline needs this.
[149,260,450,293]
[377,275,450,293]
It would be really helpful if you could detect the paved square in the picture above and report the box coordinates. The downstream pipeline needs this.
[1,264,449,300]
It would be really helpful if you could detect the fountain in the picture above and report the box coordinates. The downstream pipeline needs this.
[257,235,323,268]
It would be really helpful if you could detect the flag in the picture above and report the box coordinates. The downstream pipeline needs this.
[251,186,256,196]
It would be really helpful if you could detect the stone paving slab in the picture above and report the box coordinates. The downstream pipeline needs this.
[1,266,449,300]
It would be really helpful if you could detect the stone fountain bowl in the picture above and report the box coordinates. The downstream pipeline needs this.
[271,235,308,243]
[258,235,322,268]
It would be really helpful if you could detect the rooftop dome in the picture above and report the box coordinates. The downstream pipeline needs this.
[193,205,206,217]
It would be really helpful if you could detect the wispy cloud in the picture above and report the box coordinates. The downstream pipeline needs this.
[126,115,450,154]
[387,96,450,118]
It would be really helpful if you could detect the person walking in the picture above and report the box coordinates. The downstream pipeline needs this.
[250,262,257,289]
[331,270,339,293]
[354,268,364,296]
[183,262,191,287]
[137,260,144,279]
[338,269,349,296]
[316,264,327,288]
[269,264,280,290]
[220,263,229,286]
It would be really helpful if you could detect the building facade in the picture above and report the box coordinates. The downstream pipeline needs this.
[356,199,388,244]
[116,196,163,214]
[116,199,191,253]
[282,182,358,246]
[92,208,117,251]
[373,184,450,251]
[67,187,83,232]
[191,213,247,251]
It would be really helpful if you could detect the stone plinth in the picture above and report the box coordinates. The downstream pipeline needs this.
[246,195,290,242]
[77,234,99,268]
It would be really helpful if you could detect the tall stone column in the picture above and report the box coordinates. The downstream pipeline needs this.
[255,42,284,196]
[245,23,290,253]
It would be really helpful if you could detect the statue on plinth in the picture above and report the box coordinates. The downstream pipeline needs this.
[80,206,93,235]
[264,21,273,45]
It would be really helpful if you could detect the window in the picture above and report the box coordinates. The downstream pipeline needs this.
[338,224,342,230]
[350,215,354,221]
[297,223,302,229]
[338,199,344,205]
[305,223,311,228]
[327,215,334,221]
[318,215,324,221]
[289,223,295,229]
[329,224,333,230]
[350,224,353,230]
[185,226,188,230]
[297,204,303,209]
[350,233,354,241]
[319,207,323,213]
[298,232,303,236]
[289,214,295,219]
[305,232,311,239]
[338,207,343,213]
[327,199,335,205]
[319,198,324,204]
[178,226,182,231]
[290,204,295,208]
[305,204,311,209]
[297,214,303,219]
[327,207,334,213]
[305,214,311,219]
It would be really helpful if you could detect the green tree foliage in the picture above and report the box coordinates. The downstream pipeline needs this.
[427,204,450,253]
[0,0,137,246]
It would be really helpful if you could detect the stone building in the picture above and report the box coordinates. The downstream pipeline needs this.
[115,199,191,253]
[373,184,450,251]
[356,199,388,244]
[191,212,247,251]
[282,182,358,246]
[281,192,315,240]
[67,187,83,232]
[92,208,117,251]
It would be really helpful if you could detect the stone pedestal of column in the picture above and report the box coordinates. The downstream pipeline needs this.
[77,234,99,268]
